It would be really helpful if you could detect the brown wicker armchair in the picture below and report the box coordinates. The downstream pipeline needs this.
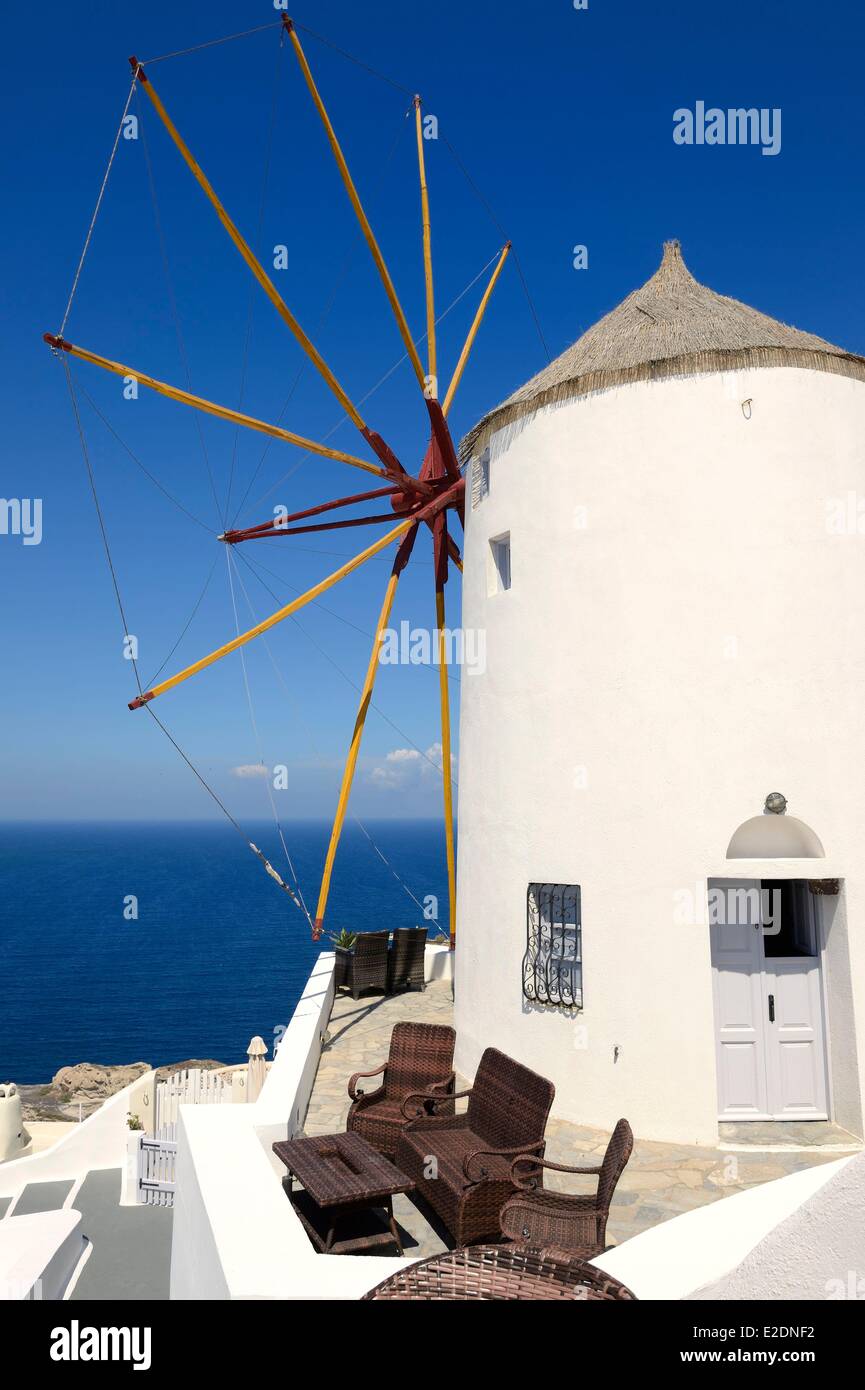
[500,1118,634,1259]
[346,1021,456,1161]
[387,927,427,993]
[395,1047,555,1248]
[337,930,389,1001]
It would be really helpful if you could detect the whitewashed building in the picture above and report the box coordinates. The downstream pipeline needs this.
[455,241,865,1145]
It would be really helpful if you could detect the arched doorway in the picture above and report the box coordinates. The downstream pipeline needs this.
[710,800,830,1121]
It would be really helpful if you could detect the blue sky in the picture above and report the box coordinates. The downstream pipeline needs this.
[1,0,863,822]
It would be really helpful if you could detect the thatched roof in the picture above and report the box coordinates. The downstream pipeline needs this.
[461,240,865,460]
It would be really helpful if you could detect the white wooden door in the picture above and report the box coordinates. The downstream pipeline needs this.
[763,959,828,1119]
[710,879,829,1121]
[710,879,770,1119]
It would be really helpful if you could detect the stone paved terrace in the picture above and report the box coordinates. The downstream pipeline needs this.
[303,980,862,1261]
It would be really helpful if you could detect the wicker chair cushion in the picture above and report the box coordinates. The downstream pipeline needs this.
[351,1096,408,1129]
[399,1124,512,1186]
[347,1099,409,1155]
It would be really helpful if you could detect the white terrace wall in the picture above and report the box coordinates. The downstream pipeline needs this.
[169,944,452,1299]
[455,367,865,1145]
[594,1154,854,1300]
[0,1070,154,1198]
[687,1151,865,1300]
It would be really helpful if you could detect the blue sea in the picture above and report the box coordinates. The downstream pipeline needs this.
[0,821,450,1082]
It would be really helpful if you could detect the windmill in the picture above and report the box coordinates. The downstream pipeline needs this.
[44,16,511,943]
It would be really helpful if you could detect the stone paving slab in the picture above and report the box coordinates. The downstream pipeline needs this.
[301,982,859,1261]
[719,1120,861,1148]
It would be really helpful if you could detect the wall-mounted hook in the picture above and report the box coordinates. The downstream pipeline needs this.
[741,398,753,420]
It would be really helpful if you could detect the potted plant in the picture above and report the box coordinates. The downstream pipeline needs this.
[329,929,357,990]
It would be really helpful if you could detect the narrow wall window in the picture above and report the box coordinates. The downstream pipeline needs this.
[523,883,582,1008]
[472,449,490,507]
[488,532,511,594]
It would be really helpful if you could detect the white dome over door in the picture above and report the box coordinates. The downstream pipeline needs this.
[726,804,825,859]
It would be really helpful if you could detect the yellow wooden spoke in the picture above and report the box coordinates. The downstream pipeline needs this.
[442,242,511,416]
[414,96,436,387]
[131,59,368,431]
[129,519,414,709]
[44,335,387,478]
[312,530,417,936]
[282,19,427,393]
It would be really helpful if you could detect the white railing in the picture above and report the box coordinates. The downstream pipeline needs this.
[137,1135,178,1207]
[135,1068,237,1208]
[155,1068,234,1141]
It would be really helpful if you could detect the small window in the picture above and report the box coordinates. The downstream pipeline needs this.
[472,449,490,506]
[488,532,511,594]
[523,883,582,1008]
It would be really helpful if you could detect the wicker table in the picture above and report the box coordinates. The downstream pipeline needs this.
[273,1133,415,1256]
[362,1245,637,1300]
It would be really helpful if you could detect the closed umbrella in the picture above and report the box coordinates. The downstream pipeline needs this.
[246,1037,268,1103]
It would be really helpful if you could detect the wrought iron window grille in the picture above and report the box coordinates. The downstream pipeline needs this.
[523,882,583,1008]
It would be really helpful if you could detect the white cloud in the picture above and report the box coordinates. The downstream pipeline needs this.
[423,742,446,774]
[370,748,421,789]
[369,743,456,790]
[231,763,269,779]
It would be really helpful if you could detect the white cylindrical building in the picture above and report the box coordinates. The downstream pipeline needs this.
[455,241,865,1145]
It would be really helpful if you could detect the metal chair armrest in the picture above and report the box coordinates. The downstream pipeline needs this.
[427,1072,456,1095]
[463,1140,543,1183]
[509,1153,602,1188]
[347,1062,386,1101]
[401,1085,470,1120]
